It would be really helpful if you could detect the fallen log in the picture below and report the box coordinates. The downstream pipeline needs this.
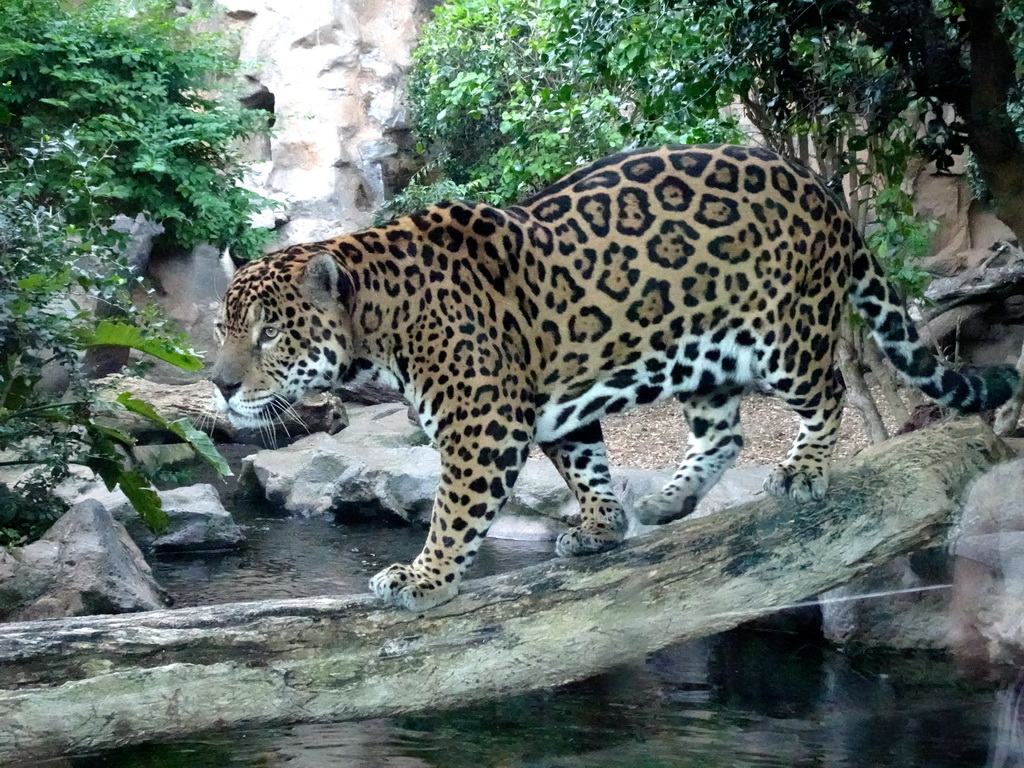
[921,241,1024,320]
[0,418,1012,763]
[94,375,348,443]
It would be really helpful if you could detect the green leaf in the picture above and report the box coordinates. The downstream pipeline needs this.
[116,469,168,532]
[77,321,203,370]
[87,421,137,448]
[115,391,165,424]
[116,393,232,477]
[167,417,232,477]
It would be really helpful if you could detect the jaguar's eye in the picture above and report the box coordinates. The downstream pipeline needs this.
[258,326,280,345]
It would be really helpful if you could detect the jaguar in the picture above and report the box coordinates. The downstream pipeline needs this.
[211,144,1019,611]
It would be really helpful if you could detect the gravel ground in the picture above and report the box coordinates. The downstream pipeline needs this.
[601,390,900,470]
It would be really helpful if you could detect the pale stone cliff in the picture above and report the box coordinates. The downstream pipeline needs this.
[215,0,430,245]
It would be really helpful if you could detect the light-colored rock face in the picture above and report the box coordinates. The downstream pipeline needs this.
[219,0,427,245]
[950,456,1024,670]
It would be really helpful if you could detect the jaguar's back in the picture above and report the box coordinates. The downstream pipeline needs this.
[504,145,853,444]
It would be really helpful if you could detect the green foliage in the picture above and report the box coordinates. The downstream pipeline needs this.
[0,0,253,545]
[686,0,944,298]
[114,393,232,478]
[410,0,945,298]
[0,185,230,546]
[409,0,742,203]
[864,187,937,301]
[373,160,495,224]
[0,0,272,258]
[79,321,204,372]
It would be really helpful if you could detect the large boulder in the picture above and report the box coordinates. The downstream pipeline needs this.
[241,403,438,519]
[949,455,1024,670]
[818,448,1024,653]
[819,552,951,649]
[0,500,171,621]
[78,484,246,553]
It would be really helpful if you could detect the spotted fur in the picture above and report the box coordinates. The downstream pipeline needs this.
[211,144,1019,611]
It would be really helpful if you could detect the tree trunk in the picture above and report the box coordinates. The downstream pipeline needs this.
[962,0,1024,245]
[836,330,889,442]
[0,419,1012,763]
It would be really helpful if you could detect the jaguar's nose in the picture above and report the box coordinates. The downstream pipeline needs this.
[213,377,241,401]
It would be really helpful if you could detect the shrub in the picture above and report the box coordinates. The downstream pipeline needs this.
[0,0,251,545]
[0,0,272,258]
[408,0,742,204]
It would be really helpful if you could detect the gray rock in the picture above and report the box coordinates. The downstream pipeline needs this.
[75,483,246,552]
[816,454,1024,652]
[0,550,25,617]
[501,460,576,525]
[243,427,439,520]
[488,515,567,541]
[949,456,1024,666]
[240,403,431,519]
[0,500,171,621]
[618,465,769,538]
[243,403,585,528]
[819,553,950,649]
[111,212,165,274]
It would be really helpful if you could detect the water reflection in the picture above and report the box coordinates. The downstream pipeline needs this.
[150,516,553,607]
[990,675,1024,768]
[56,628,999,768]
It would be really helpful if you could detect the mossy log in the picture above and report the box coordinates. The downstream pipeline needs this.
[93,375,347,442]
[0,418,1012,763]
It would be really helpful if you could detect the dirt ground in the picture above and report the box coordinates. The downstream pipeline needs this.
[601,390,899,470]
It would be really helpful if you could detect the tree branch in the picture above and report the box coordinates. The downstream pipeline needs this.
[0,419,1012,762]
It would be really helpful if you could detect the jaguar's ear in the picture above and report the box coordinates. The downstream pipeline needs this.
[301,252,354,310]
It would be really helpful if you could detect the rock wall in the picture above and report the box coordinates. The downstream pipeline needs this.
[915,169,1016,276]
[134,0,430,380]
[217,0,431,246]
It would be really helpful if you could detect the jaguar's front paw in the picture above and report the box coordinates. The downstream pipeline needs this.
[369,563,459,611]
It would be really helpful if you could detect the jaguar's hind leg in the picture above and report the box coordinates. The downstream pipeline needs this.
[540,421,627,557]
[634,386,744,525]
[763,369,845,502]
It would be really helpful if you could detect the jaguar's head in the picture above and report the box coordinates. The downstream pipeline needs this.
[210,250,354,428]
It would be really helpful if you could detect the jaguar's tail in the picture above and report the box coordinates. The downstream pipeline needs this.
[846,236,1019,413]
